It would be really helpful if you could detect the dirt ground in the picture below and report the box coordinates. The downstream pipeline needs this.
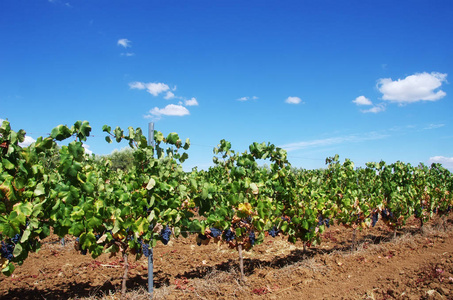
[1,216,452,300]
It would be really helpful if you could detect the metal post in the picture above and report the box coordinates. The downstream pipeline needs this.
[147,122,154,299]
[148,250,154,298]
[148,122,154,148]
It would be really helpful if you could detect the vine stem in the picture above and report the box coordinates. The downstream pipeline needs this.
[121,252,129,298]
[238,243,245,282]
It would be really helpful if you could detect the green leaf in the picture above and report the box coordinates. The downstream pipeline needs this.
[13,202,33,216]
[70,222,85,237]
[147,210,156,222]
[13,243,23,257]
[34,183,45,197]
[166,133,179,144]
[20,228,31,243]
[102,125,111,133]
[2,158,15,170]
[2,262,15,276]
[146,178,156,190]
[50,125,73,141]
[82,182,95,194]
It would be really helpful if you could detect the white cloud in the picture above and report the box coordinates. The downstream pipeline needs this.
[377,72,447,103]
[353,95,372,106]
[285,97,302,104]
[129,82,146,90]
[237,96,259,101]
[130,82,170,96]
[82,144,93,155]
[185,97,198,106]
[428,156,453,169]
[424,124,445,130]
[361,104,386,114]
[117,39,131,48]
[146,82,170,96]
[146,104,190,118]
[18,136,36,148]
[121,52,135,57]
[164,91,175,99]
[280,132,388,152]
[285,96,302,104]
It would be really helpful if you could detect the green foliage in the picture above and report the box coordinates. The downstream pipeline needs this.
[1,119,452,281]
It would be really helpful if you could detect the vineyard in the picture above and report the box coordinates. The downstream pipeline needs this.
[1,120,453,299]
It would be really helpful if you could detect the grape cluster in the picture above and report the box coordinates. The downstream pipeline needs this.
[0,241,14,261]
[281,216,291,223]
[380,208,393,221]
[249,231,256,246]
[223,229,235,242]
[140,241,152,257]
[268,226,279,238]
[370,212,379,227]
[160,226,171,245]
[317,216,330,228]
[196,234,207,246]
[209,227,222,238]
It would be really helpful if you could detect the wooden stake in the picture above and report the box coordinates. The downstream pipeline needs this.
[238,243,245,282]
[121,252,129,298]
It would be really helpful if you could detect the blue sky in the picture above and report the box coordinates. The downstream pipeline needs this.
[1,0,452,171]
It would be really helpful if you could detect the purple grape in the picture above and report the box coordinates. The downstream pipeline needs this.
[160,226,171,245]
[210,228,222,238]
[223,229,235,242]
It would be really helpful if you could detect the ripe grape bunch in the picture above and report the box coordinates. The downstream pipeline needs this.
[196,234,207,246]
[268,226,279,238]
[140,240,152,258]
[0,234,20,261]
[318,216,330,228]
[209,227,222,238]
[248,231,256,246]
[370,211,379,227]
[380,208,393,222]
[223,229,235,242]
[160,226,171,245]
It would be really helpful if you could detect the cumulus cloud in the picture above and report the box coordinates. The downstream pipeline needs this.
[377,72,447,103]
[146,104,190,118]
[129,82,170,96]
[361,104,386,114]
[164,91,175,99]
[285,96,302,104]
[353,95,372,106]
[117,39,131,48]
[428,156,453,169]
[146,83,170,96]
[18,136,36,148]
[82,144,93,155]
[129,82,146,90]
[185,97,199,106]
